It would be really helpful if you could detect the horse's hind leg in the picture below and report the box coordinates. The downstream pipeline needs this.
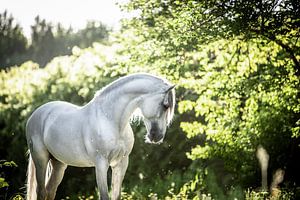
[46,159,67,200]
[30,145,50,200]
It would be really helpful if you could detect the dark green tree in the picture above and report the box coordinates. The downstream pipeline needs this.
[75,21,111,47]
[0,11,111,68]
[29,16,56,66]
[28,17,111,67]
[0,10,27,68]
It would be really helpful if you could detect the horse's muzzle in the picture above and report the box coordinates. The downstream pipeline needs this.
[147,122,164,143]
[148,131,164,143]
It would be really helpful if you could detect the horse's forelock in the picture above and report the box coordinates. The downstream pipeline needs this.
[167,88,176,125]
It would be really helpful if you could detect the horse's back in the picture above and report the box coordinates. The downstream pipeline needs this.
[26,101,79,138]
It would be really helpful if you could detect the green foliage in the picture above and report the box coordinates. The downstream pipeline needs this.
[122,0,300,74]
[9,194,24,200]
[117,27,300,189]
[118,0,300,193]
[0,178,9,189]
[176,39,299,180]
[245,189,294,200]
[0,160,18,199]
[0,161,17,168]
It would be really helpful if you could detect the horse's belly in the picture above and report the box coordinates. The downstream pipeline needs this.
[49,145,94,167]
[46,138,95,167]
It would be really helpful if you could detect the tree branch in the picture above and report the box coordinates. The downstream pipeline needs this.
[250,28,300,76]
[266,35,300,77]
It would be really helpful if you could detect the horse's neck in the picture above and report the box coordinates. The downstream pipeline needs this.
[92,79,157,131]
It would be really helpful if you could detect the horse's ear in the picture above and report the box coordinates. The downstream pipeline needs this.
[165,85,175,93]
[163,85,175,108]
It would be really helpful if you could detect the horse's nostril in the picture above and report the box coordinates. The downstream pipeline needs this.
[149,131,163,143]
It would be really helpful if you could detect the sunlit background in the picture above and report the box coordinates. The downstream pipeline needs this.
[1,0,127,37]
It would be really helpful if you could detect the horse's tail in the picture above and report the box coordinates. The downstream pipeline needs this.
[26,153,37,200]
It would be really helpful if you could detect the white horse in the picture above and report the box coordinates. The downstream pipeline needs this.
[26,73,175,200]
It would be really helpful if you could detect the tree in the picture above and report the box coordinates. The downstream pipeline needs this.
[0,12,111,68]
[75,21,111,48]
[123,0,300,75]
[0,10,27,68]
[118,0,300,194]
[28,17,111,67]
[29,16,56,66]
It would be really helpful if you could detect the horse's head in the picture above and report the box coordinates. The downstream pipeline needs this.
[139,85,175,144]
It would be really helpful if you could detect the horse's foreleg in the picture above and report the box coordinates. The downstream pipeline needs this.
[45,159,67,200]
[111,156,129,200]
[95,157,109,200]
